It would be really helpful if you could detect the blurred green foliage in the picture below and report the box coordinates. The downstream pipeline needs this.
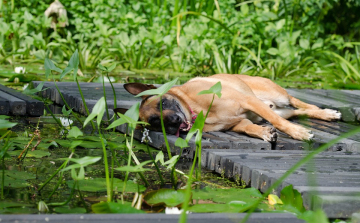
[0,0,360,87]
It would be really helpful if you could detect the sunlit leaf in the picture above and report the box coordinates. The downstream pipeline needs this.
[268,194,283,205]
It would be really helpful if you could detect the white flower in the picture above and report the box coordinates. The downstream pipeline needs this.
[22,83,29,91]
[59,117,73,127]
[14,67,26,74]
[141,128,152,143]
[101,76,115,83]
[165,207,190,214]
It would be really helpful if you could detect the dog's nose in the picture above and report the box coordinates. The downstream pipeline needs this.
[168,114,182,125]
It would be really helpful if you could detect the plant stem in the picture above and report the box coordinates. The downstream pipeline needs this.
[76,77,96,130]
[99,130,111,202]
[159,96,178,187]
[102,75,110,121]
[146,143,165,186]
[39,150,74,192]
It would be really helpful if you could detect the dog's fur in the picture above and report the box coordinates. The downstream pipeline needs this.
[122,74,341,141]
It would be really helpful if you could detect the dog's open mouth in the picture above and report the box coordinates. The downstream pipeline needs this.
[175,120,192,137]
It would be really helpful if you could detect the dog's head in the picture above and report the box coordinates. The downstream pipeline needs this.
[123,83,192,136]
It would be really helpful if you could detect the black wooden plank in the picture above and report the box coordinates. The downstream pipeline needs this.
[0,90,26,115]
[0,96,10,115]
[287,89,356,122]
[0,85,43,116]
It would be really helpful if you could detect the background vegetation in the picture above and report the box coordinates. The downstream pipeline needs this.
[1,0,360,88]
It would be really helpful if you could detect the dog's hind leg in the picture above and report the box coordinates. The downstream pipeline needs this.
[231,119,277,142]
[274,108,341,121]
[289,96,319,110]
[288,96,341,121]
[239,95,314,140]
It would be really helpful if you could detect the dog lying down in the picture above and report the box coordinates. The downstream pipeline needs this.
[121,74,341,142]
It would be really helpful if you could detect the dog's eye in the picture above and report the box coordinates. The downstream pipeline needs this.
[161,99,168,108]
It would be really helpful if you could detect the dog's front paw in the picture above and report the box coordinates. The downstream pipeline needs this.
[288,124,314,141]
[323,109,341,121]
[262,127,278,142]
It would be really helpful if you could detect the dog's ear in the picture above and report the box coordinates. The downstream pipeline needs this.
[124,83,157,98]
[113,108,128,118]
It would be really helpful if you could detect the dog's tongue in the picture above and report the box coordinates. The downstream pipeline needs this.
[175,122,189,137]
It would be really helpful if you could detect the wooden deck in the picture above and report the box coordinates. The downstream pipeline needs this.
[32,81,360,219]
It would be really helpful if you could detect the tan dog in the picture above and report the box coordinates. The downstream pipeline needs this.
[123,74,341,141]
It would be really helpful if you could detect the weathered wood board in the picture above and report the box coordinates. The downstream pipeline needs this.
[0,84,44,116]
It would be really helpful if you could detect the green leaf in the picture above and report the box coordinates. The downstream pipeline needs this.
[23,81,45,95]
[107,63,117,72]
[155,151,165,165]
[163,155,179,169]
[8,150,51,158]
[299,39,310,49]
[268,194,283,205]
[92,202,145,214]
[98,64,107,71]
[114,160,152,172]
[62,105,72,116]
[0,119,17,129]
[136,78,178,97]
[299,209,329,223]
[44,58,62,78]
[69,140,83,149]
[67,126,83,139]
[175,138,189,148]
[312,39,323,49]
[53,206,87,214]
[66,178,146,193]
[0,170,36,188]
[192,187,262,204]
[267,48,279,56]
[143,189,188,207]
[84,97,105,127]
[63,156,102,166]
[198,81,222,98]
[124,102,140,122]
[188,203,248,213]
[68,49,80,80]
[241,4,249,15]
[185,111,205,142]
[280,185,305,213]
